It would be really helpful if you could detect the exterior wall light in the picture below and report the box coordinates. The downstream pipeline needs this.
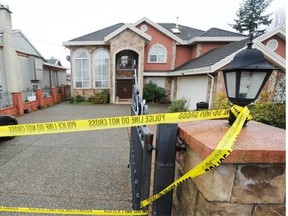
[222,34,278,124]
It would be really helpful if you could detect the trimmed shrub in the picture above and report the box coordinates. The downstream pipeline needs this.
[75,95,85,103]
[168,98,188,112]
[211,92,231,110]
[69,97,75,103]
[211,92,285,129]
[249,102,286,129]
[143,81,167,103]
[88,90,110,104]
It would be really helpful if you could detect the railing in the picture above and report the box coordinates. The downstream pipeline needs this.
[0,91,12,108]
[22,88,36,102]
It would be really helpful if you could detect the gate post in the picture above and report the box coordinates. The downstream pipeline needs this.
[152,123,178,216]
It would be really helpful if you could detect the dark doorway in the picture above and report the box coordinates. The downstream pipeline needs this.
[117,79,133,99]
[115,50,138,100]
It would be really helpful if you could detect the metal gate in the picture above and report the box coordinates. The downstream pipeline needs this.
[129,62,179,215]
[130,62,153,210]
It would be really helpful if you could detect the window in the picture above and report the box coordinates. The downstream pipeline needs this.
[118,52,133,70]
[148,44,167,63]
[32,84,39,91]
[94,49,110,88]
[266,39,278,51]
[146,77,166,88]
[73,49,90,88]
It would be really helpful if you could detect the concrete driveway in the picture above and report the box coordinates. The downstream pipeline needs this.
[0,102,139,214]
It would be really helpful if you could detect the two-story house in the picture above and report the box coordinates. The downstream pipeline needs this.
[63,17,285,110]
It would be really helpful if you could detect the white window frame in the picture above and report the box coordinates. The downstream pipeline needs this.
[148,43,167,63]
[93,49,110,89]
[31,84,39,96]
[72,48,91,89]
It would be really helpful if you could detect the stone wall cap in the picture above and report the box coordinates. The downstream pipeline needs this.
[178,120,285,163]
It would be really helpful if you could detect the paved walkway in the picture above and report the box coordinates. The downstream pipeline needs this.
[0,102,140,214]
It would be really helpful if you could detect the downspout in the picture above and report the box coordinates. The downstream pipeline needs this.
[207,73,214,109]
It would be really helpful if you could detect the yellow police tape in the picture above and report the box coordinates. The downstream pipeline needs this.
[0,206,148,215]
[0,109,231,137]
[140,106,250,207]
[0,105,249,215]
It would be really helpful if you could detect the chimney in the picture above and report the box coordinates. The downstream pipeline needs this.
[0,4,23,92]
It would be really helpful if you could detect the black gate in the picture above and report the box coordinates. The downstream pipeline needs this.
[130,63,153,210]
[129,62,179,215]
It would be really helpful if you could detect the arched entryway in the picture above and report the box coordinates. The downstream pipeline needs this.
[115,50,138,101]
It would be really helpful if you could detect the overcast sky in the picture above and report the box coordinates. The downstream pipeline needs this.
[1,0,286,68]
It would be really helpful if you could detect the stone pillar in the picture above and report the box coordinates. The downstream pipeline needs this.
[173,120,285,216]
[51,87,57,103]
[35,89,44,108]
[12,92,24,116]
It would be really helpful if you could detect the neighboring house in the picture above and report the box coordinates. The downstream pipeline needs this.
[0,5,67,105]
[63,17,286,110]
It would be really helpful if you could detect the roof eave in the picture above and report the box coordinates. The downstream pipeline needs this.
[143,67,212,77]
[62,41,106,47]
[186,36,247,45]
[255,26,286,42]
[43,62,67,70]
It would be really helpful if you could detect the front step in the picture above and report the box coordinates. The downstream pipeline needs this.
[116,98,132,104]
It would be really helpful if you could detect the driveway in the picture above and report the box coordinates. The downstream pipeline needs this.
[0,102,147,214]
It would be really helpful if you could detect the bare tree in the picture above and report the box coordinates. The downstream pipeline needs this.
[272,7,286,28]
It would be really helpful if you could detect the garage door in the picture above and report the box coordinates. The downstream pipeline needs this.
[177,76,208,110]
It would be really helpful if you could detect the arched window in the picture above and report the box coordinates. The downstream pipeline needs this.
[148,44,167,63]
[94,49,110,88]
[73,49,90,88]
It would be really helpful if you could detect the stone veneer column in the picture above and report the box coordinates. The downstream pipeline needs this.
[172,120,285,216]
[108,29,146,103]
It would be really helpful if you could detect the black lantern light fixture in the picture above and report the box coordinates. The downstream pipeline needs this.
[222,34,278,124]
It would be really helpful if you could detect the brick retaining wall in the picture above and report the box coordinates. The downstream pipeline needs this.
[0,86,67,116]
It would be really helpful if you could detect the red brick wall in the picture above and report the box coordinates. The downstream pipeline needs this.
[0,87,67,117]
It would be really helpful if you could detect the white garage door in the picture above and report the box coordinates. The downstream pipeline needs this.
[177,76,208,110]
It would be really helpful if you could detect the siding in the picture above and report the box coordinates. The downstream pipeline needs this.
[19,55,34,90]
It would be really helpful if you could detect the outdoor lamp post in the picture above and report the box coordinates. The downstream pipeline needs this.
[222,34,277,124]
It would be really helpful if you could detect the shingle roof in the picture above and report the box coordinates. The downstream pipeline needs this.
[47,58,58,65]
[69,23,125,42]
[199,28,246,37]
[68,21,244,43]
[158,23,205,40]
[174,38,249,71]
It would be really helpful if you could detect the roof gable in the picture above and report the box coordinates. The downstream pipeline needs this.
[134,17,185,44]
[104,24,151,42]
[13,30,43,58]
[255,26,286,42]
[175,38,249,71]
[173,27,286,74]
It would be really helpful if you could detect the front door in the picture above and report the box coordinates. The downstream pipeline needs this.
[117,79,133,99]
